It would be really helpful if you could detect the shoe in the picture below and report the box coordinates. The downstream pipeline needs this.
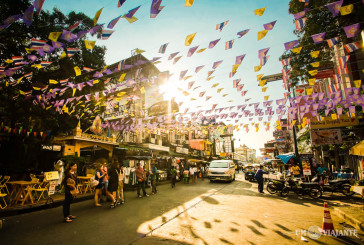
[95,203,102,207]
[260,192,265,194]
[138,195,142,198]
[110,201,116,208]
[68,215,76,219]
[144,194,149,197]
[116,201,121,205]
[64,217,72,223]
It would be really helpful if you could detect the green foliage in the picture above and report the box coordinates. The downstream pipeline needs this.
[282,0,364,86]
[0,0,107,134]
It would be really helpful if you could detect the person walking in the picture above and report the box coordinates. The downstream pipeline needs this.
[135,162,148,198]
[189,165,195,184]
[116,163,125,204]
[101,162,108,202]
[106,162,118,208]
[254,165,266,194]
[171,166,177,188]
[150,162,158,194]
[94,163,107,207]
[62,162,78,223]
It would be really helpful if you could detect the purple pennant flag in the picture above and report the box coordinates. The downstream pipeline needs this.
[27,55,37,62]
[263,20,277,30]
[235,54,246,65]
[237,29,249,38]
[89,24,103,35]
[52,41,64,49]
[349,106,356,113]
[209,39,220,49]
[312,32,326,44]
[77,30,89,39]
[42,44,54,53]
[34,0,45,13]
[212,60,223,69]
[151,0,164,18]
[258,48,269,58]
[3,15,22,25]
[325,0,343,17]
[187,46,199,57]
[107,15,122,29]
[179,70,188,80]
[60,29,77,42]
[168,52,179,60]
[293,8,309,19]
[22,5,34,26]
[284,40,299,50]
[344,23,360,38]
[125,6,141,18]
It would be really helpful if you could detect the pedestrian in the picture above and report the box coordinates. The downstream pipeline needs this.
[135,162,148,198]
[254,165,266,194]
[62,162,78,223]
[150,162,158,194]
[106,162,118,208]
[94,163,107,207]
[171,166,177,188]
[189,165,195,184]
[101,162,108,202]
[193,165,198,183]
[116,163,125,204]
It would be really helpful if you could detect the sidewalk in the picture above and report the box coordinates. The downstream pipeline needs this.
[334,204,364,232]
[0,179,179,218]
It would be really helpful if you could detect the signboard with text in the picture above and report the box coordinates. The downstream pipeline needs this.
[310,115,359,129]
[311,129,342,145]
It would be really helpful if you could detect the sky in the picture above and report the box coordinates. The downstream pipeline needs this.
[43,0,297,155]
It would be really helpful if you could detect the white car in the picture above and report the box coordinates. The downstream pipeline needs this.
[207,160,236,182]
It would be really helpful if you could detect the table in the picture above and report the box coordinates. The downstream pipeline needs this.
[8,181,39,206]
[77,176,92,194]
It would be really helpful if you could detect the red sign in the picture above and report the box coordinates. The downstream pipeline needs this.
[189,139,204,150]
[314,69,335,79]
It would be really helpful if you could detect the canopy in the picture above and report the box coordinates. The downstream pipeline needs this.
[350,141,364,156]
[276,153,295,164]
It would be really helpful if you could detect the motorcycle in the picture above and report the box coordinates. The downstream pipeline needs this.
[311,175,355,196]
[266,178,286,194]
[280,179,322,199]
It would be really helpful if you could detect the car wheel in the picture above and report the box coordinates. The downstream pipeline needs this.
[342,184,355,196]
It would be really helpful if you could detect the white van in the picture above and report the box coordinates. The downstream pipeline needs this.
[207,160,235,182]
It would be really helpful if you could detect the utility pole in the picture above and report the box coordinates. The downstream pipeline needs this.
[262,74,300,162]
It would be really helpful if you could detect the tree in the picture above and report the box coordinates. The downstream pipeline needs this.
[281,0,364,86]
[0,0,107,173]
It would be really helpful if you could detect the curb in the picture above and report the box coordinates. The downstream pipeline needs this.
[333,207,364,232]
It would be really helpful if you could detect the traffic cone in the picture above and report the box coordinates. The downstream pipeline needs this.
[322,202,335,234]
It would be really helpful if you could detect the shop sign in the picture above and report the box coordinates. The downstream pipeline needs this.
[44,171,59,181]
[301,154,313,176]
[142,143,170,152]
[220,152,227,157]
[48,180,57,195]
[314,69,335,79]
[189,139,204,150]
[310,115,358,129]
[311,129,342,145]
[176,146,189,154]
[41,145,62,151]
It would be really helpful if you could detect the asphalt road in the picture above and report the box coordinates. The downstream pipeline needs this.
[1,173,363,245]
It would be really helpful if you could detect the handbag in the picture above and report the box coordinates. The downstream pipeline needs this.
[70,189,79,196]
[90,175,99,187]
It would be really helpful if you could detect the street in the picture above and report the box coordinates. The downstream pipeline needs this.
[1,173,363,245]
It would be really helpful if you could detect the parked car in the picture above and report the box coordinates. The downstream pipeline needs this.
[207,160,236,182]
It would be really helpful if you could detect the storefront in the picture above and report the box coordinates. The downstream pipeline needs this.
[350,140,364,180]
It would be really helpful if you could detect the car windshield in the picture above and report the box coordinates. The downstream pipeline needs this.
[209,161,229,168]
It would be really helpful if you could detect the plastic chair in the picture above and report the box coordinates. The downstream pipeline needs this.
[0,176,10,194]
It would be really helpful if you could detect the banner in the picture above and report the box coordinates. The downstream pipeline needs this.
[310,129,342,145]
[310,115,358,129]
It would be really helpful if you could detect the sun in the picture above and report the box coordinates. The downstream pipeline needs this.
[158,80,181,100]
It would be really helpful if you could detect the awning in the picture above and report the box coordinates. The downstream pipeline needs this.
[350,141,364,156]
[276,153,295,164]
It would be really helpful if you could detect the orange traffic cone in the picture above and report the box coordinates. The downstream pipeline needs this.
[322,202,335,234]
